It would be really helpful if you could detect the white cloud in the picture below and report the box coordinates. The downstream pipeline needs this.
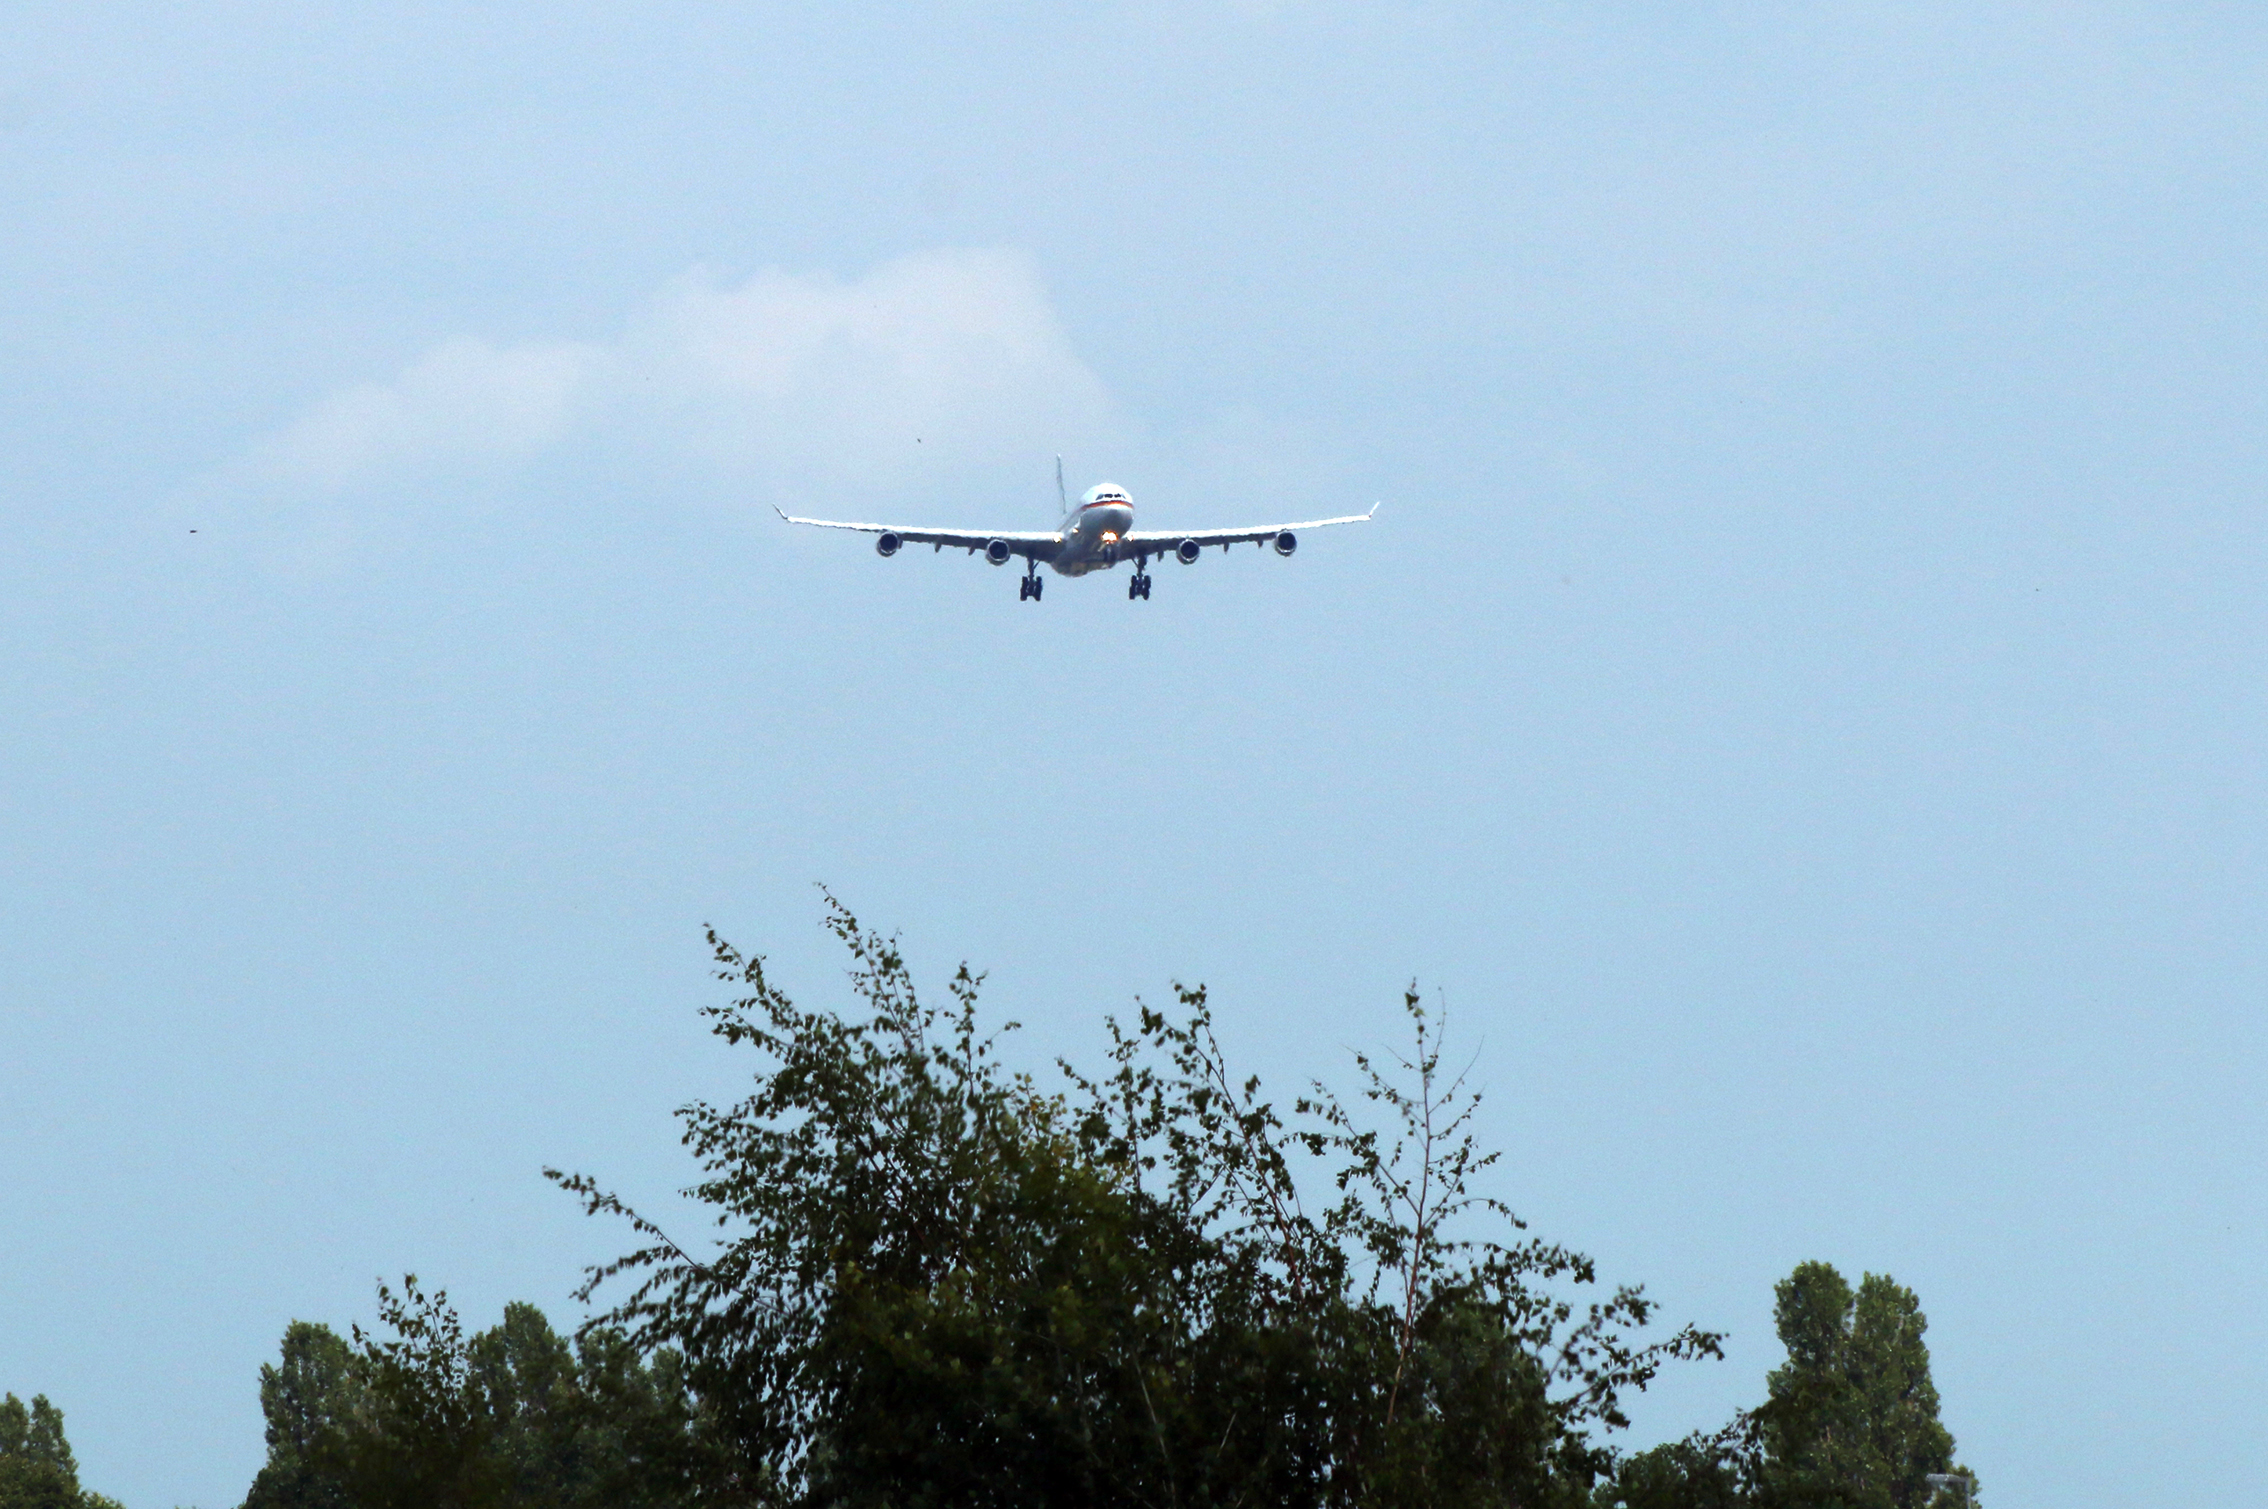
[616,250,1119,493]
[227,249,1121,517]
[244,336,598,492]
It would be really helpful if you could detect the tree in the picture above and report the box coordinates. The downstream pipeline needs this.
[0,1395,77,1509]
[1606,1435,1753,1509]
[1752,1262,1974,1509]
[240,1286,714,1509]
[242,1322,363,1509]
[468,1301,721,1507]
[1593,1261,1982,1509]
[0,1393,123,1509]
[551,896,1722,1508]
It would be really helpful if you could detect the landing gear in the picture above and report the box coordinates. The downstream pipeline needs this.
[1128,570,1152,600]
[1019,571,1043,602]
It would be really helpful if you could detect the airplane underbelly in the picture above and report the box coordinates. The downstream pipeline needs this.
[1051,505,1135,575]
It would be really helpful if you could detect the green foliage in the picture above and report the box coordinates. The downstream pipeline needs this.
[1605,1435,1754,1509]
[242,1323,361,1509]
[550,895,1720,1508]
[1751,1262,1975,1509]
[0,1392,116,1509]
[1592,1260,1979,1509]
[221,903,1984,1509]
[240,1287,714,1509]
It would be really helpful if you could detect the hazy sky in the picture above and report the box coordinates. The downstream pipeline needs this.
[5,5,2264,1505]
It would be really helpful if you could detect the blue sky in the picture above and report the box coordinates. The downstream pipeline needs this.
[4,4,2264,1504]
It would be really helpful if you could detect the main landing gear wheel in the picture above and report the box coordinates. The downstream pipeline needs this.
[1020,573,1043,602]
[1128,571,1152,600]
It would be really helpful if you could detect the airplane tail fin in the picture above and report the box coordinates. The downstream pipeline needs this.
[1055,455,1068,516]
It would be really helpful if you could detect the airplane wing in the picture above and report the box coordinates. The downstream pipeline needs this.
[774,507,1062,561]
[1120,504,1379,553]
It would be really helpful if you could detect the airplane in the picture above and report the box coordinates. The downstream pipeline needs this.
[775,459,1377,601]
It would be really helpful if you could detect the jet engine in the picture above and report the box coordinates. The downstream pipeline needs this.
[1175,538,1202,565]
[1273,530,1298,557]
[875,531,902,557]
[985,538,1014,566]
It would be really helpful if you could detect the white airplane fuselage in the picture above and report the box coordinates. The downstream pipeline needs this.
[1052,485,1136,576]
